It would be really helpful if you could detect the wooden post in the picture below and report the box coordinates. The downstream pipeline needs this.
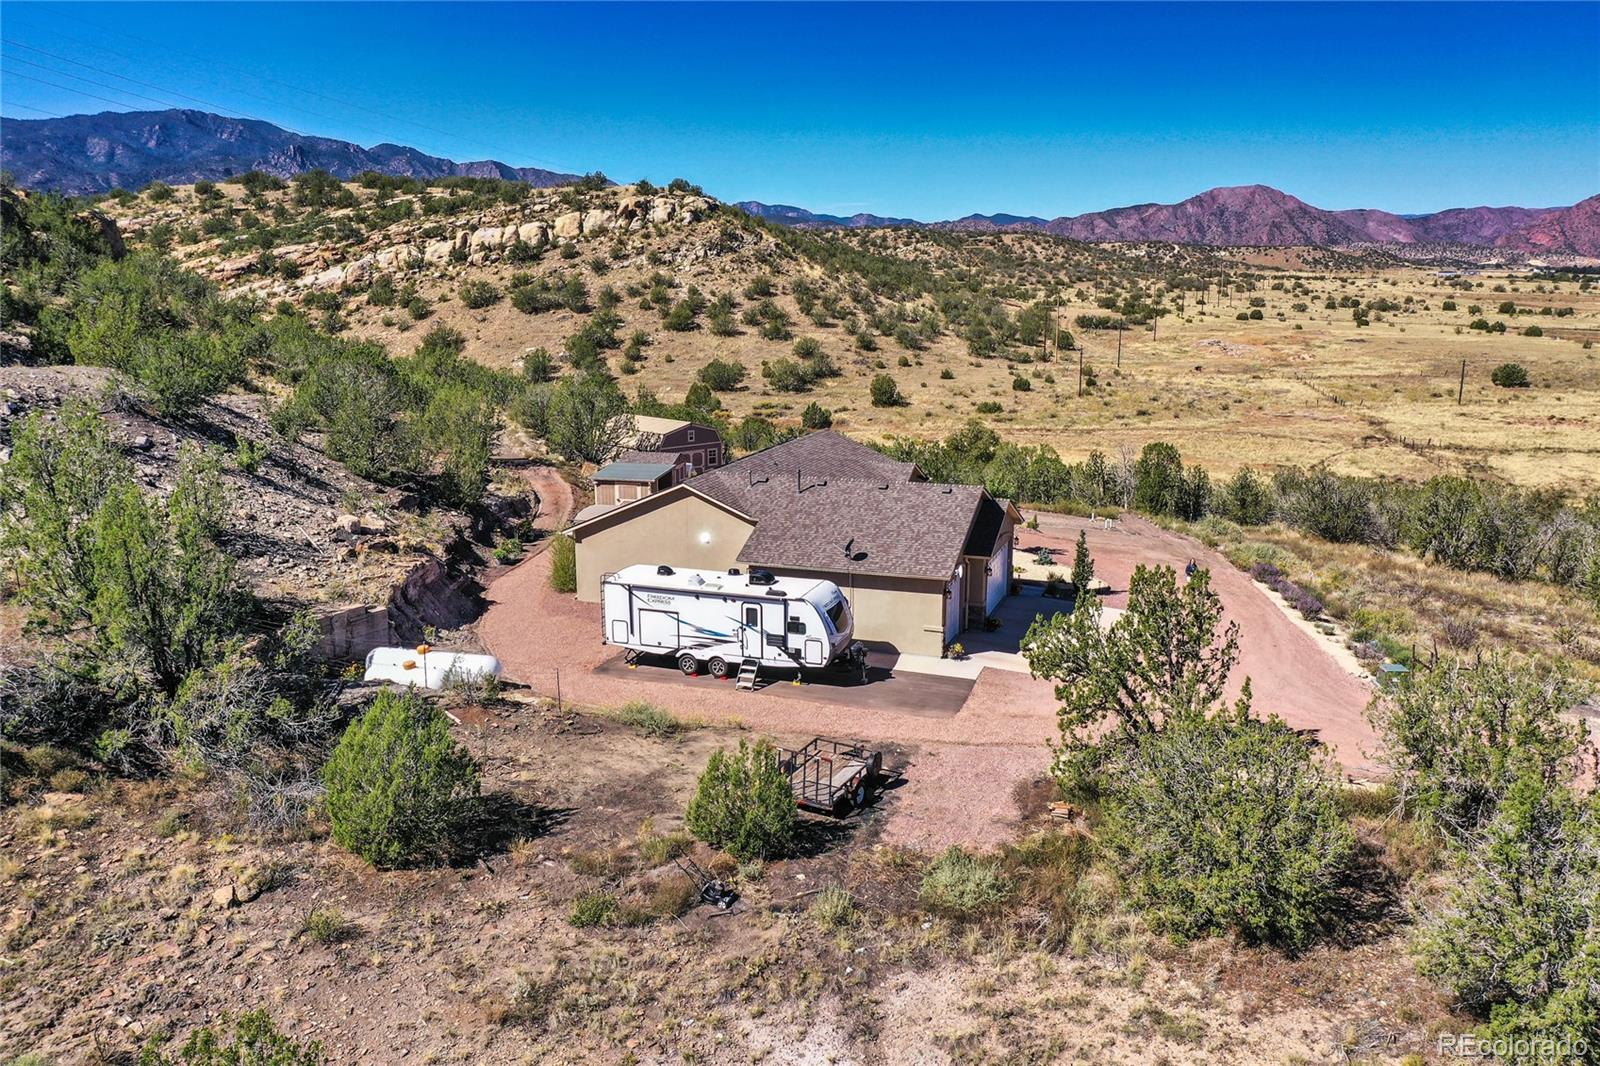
[1116,324,1123,368]
[1078,346,1084,397]
[1457,359,1466,405]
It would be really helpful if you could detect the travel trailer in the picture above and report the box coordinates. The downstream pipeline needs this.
[601,564,867,684]
[363,647,502,689]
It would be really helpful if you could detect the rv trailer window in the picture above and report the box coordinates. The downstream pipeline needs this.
[744,606,759,627]
[826,599,847,630]
[787,619,806,635]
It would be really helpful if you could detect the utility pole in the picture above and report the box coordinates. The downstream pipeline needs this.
[1116,323,1123,368]
[1457,359,1467,405]
[1078,346,1084,397]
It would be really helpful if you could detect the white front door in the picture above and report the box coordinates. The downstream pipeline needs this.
[741,603,763,659]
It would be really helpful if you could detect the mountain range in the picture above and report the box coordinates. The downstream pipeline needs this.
[740,185,1600,257]
[3,108,1595,256]
[0,109,579,195]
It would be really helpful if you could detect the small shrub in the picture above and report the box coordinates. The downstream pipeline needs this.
[322,689,480,869]
[812,886,856,930]
[801,402,832,430]
[300,908,356,945]
[698,359,746,391]
[637,819,693,865]
[647,876,698,918]
[1416,772,1597,1053]
[920,847,1009,916]
[869,374,904,408]
[614,700,685,738]
[48,768,88,792]
[1491,362,1530,387]
[548,534,577,593]
[1101,705,1353,949]
[459,280,501,309]
[685,738,796,861]
[137,1009,323,1065]
[569,890,619,927]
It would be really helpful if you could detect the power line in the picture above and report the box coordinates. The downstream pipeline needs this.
[4,40,309,132]
[2,69,155,113]
[4,38,335,140]
[2,100,69,119]
[5,54,224,116]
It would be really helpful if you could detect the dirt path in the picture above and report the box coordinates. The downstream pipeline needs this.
[1020,512,1381,777]
[516,463,574,531]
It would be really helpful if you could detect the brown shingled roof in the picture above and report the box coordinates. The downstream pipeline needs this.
[715,430,921,484]
[618,449,685,465]
[726,478,982,580]
[683,433,977,580]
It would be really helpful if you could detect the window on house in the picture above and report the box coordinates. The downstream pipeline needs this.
[687,429,696,442]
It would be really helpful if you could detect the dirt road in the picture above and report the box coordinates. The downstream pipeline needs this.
[1019,512,1381,776]
[517,463,574,531]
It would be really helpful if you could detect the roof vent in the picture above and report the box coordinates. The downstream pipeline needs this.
[748,568,777,586]
[656,564,675,576]
[766,588,786,597]
[727,568,741,575]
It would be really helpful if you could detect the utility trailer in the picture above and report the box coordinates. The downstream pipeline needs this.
[778,737,884,815]
[601,564,868,686]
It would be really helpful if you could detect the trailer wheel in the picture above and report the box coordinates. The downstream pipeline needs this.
[851,782,868,810]
[677,653,698,676]
[707,657,730,679]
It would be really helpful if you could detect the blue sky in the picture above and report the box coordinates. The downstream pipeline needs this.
[3,2,1597,217]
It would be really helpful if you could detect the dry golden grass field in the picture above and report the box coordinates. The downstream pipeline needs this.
[106,180,1600,495]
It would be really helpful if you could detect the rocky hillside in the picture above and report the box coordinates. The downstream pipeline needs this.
[0,363,470,613]
[0,109,581,196]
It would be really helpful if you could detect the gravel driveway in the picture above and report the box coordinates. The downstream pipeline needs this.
[1017,512,1382,777]
[478,509,1380,849]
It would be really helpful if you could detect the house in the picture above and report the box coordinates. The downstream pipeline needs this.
[585,418,725,515]
[566,431,1019,657]
[626,416,724,475]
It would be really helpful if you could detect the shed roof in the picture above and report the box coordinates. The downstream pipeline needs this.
[593,461,676,482]
[618,449,685,465]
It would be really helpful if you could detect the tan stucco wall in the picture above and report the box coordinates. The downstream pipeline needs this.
[573,493,754,601]
[760,567,950,657]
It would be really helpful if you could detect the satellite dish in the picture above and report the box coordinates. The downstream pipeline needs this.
[843,538,854,557]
